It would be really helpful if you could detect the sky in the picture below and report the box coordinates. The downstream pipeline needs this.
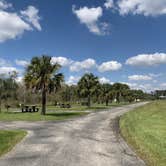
[0,0,166,92]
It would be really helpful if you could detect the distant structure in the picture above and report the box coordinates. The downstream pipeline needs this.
[159,95,166,99]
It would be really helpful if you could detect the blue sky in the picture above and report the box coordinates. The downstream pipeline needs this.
[0,0,166,91]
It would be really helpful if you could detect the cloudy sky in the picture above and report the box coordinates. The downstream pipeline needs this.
[0,0,166,92]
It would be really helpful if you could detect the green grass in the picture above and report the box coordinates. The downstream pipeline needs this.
[0,111,89,121]
[0,102,130,121]
[45,102,130,111]
[120,100,166,166]
[0,130,27,157]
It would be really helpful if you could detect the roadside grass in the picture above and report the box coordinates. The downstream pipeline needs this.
[0,111,89,121]
[0,130,27,157]
[0,102,130,121]
[42,102,130,112]
[120,100,166,166]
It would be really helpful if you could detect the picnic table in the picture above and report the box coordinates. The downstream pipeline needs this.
[21,105,39,113]
[59,103,71,108]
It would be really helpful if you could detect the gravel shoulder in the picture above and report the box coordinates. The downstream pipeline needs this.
[0,102,148,166]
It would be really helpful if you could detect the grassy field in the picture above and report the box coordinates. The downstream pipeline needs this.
[0,111,89,121]
[120,101,166,166]
[45,102,129,111]
[0,102,130,121]
[0,130,27,157]
[1,102,129,112]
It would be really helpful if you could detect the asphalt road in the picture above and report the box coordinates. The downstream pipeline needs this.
[0,103,147,166]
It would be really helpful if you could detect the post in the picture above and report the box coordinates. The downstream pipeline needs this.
[41,85,46,115]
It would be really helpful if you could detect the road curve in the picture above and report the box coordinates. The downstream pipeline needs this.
[0,102,147,166]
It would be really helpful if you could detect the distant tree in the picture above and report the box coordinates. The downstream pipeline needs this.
[0,72,19,110]
[101,83,112,106]
[112,83,130,103]
[3,72,18,103]
[0,77,4,112]
[123,90,135,103]
[60,85,72,103]
[24,56,64,115]
[78,73,99,107]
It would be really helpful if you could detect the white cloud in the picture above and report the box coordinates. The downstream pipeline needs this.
[15,59,29,67]
[0,66,18,75]
[70,58,96,72]
[123,82,157,92]
[0,0,12,10]
[21,6,41,31]
[117,0,166,16]
[72,5,110,35]
[99,77,113,84]
[160,83,166,89]
[66,76,81,85]
[128,74,152,81]
[98,61,122,72]
[104,0,114,9]
[16,76,23,83]
[51,57,73,66]
[126,53,166,67]
[0,58,6,66]
[149,73,162,78]
[0,1,41,42]
[0,10,31,42]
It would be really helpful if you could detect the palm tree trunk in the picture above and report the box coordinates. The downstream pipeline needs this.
[106,99,109,106]
[0,96,1,113]
[87,94,91,108]
[41,86,46,115]
[116,91,121,103]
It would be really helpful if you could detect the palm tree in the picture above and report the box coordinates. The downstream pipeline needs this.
[101,83,113,106]
[78,73,99,107]
[0,77,4,113]
[112,83,130,103]
[24,55,64,115]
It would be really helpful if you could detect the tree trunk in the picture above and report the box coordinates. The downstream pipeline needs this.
[87,94,91,108]
[116,92,120,103]
[0,96,1,113]
[106,99,109,106]
[41,86,46,115]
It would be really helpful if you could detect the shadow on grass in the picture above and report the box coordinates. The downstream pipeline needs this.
[1,112,87,116]
[89,106,108,110]
[46,112,87,117]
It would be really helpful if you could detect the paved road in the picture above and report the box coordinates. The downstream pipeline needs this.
[0,103,147,166]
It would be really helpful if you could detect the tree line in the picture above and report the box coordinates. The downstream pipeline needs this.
[0,56,160,115]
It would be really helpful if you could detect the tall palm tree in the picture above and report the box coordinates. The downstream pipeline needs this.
[112,83,130,103]
[24,55,64,115]
[78,73,99,107]
[101,83,112,106]
[0,77,4,113]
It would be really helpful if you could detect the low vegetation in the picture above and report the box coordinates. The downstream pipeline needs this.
[120,101,166,166]
[0,111,88,121]
[0,55,153,116]
[0,130,27,157]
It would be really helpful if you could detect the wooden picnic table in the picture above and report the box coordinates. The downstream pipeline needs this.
[21,105,39,113]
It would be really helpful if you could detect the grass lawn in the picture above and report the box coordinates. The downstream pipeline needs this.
[0,111,89,121]
[45,102,130,112]
[0,102,130,121]
[120,101,166,166]
[0,130,27,157]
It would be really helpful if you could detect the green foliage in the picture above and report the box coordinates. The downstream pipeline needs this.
[112,83,130,103]
[78,73,100,107]
[0,72,19,112]
[100,83,113,105]
[24,55,64,115]
[120,101,166,166]
[0,56,156,112]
